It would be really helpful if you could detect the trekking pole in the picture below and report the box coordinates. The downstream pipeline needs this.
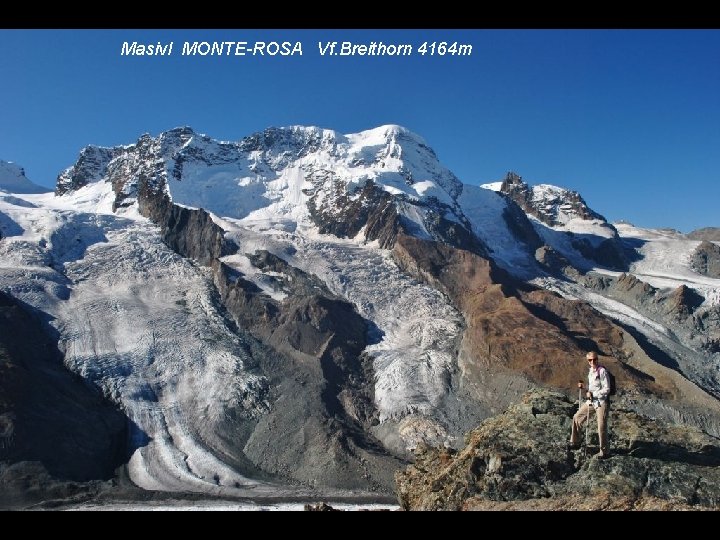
[585,398,591,457]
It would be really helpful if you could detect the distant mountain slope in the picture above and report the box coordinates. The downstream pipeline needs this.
[0,161,50,194]
[687,227,720,242]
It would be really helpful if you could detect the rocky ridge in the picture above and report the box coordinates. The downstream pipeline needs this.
[691,240,720,279]
[396,389,720,510]
[497,172,627,270]
[687,228,720,242]
[583,271,720,362]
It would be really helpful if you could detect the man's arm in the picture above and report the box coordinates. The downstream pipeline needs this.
[597,368,610,400]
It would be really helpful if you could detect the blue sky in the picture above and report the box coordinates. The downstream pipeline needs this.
[1,29,718,232]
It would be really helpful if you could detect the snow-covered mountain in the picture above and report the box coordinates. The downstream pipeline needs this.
[487,171,606,226]
[0,161,50,194]
[1,125,719,501]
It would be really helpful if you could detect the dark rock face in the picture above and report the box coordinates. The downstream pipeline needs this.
[307,180,401,249]
[0,291,127,507]
[615,272,658,302]
[396,389,720,510]
[690,240,720,278]
[56,146,123,196]
[140,191,231,267]
[502,200,543,253]
[422,204,489,258]
[664,285,705,318]
[571,236,628,270]
[307,178,488,257]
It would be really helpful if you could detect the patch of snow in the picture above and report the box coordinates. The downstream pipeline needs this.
[479,181,503,191]
[560,218,616,240]
[458,184,537,276]
[611,223,720,305]
[168,162,270,220]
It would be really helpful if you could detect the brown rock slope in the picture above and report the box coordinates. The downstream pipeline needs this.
[392,233,720,425]
[396,389,720,510]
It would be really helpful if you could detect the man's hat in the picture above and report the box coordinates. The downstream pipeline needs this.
[586,351,598,360]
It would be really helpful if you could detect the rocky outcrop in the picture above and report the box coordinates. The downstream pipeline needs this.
[56,146,124,195]
[497,172,627,270]
[240,126,337,165]
[139,190,231,267]
[396,389,720,510]
[499,172,605,226]
[308,177,488,258]
[663,284,705,318]
[585,271,707,321]
[307,179,401,249]
[570,235,628,270]
[535,245,579,278]
[615,272,658,303]
[502,199,543,253]
[690,240,720,278]
[582,271,718,366]
[0,291,127,507]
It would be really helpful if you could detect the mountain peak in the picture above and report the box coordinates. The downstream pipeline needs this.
[357,124,427,143]
[56,124,464,220]
[0,160,50,194]
[497,171,606,227]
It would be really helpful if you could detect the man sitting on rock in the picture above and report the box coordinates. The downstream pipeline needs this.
[570,351,611,458]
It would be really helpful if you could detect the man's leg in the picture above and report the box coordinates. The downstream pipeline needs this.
[596,401,610,455]
[570,401,590,446]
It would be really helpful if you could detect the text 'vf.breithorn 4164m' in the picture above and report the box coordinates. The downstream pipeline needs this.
[120,41,303,56]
